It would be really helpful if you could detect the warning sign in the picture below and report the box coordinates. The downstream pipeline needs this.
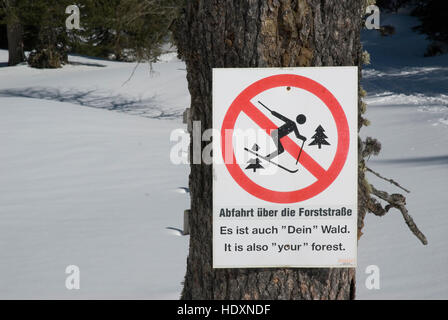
[213,67,358,268]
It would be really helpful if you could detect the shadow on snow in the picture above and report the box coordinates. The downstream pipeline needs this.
[0,87,183,120]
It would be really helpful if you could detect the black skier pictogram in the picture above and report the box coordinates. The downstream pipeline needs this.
[243,101,307,174]
[258,101,307,160]
[245,144,264,172]
[308,125,330,149]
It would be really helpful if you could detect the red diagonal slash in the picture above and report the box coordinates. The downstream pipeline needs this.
[220,73,349,203]
[242,101,327,179]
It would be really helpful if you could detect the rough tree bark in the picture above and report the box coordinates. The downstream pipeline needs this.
[174,0,367,300]
[5,0,25,66]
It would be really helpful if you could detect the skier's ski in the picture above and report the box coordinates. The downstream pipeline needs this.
[244,148,299,173]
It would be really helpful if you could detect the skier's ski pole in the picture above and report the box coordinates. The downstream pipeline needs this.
[258,101,272,113]
[296,139,306,165]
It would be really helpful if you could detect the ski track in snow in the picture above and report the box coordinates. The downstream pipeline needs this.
[0,11,447,299]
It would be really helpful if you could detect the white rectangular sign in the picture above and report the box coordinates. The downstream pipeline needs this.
[213,67,358,268]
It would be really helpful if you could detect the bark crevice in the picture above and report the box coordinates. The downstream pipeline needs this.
[175,0,364,300]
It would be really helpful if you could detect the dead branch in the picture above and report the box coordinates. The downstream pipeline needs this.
[370,185,428,245]
[366,166,410,193]
[121,61,140,87]
[366,195,387,217]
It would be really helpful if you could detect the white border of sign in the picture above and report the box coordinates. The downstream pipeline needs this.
[213,67,358,268]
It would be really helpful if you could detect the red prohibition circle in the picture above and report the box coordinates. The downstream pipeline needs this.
[221,74,350,203]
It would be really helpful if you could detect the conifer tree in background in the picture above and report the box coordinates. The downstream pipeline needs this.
[412,0,447,42]
[1,0,25,66]
[1,0,73,68]
[25,0,72,68]
[77,0,181,62]
[0,0,182,68]
[376,0,412,12]
[412,0,448,56]
[376,0,448,56]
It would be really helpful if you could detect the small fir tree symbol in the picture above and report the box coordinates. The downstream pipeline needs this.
[245,144,264,172]
[308,125,330,149]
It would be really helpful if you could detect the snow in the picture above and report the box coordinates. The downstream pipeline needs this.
[357,13,448,299]
[0,10,447,299]
[0,52,187,119]
[0,52,190,299]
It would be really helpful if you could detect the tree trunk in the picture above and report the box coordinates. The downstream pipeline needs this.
[6,1,25,66]
[175,0,366,300]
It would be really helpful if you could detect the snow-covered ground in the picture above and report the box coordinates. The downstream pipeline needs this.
[0,52,191,299]
[358,13,448,299]
[0,11,447,299]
